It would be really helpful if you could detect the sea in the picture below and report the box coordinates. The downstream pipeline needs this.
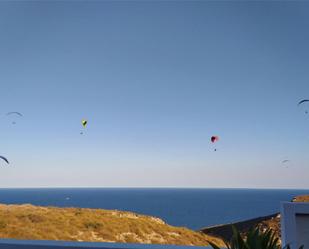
[0,188,307,230]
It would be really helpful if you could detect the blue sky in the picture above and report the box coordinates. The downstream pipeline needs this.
[0,1,309,188]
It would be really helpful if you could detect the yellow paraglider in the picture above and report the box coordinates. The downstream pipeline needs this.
[82,119,87,128]
[80,119,88,135]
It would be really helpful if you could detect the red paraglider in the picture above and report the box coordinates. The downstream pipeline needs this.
[211,136,219,151]
[211,136,219,143]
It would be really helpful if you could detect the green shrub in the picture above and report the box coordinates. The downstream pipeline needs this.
[208,226,304,249]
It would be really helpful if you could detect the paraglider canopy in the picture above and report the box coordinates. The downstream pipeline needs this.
[211,136,219,143]
[281,159,291,168]
[6,112,23,117]
[0,156,9,164]
[82,119,87,128]
[298,99,309,106]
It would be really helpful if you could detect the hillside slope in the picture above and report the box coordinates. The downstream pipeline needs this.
[0,203,224,247]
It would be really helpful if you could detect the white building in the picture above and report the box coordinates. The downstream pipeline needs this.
[281,202,309,249]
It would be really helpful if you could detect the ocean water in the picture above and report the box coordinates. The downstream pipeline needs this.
[0,188,307,230]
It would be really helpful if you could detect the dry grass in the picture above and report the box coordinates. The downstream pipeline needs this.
[0,203,225,247]
[292,195,309,202]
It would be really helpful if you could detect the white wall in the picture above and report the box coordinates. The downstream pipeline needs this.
[296,214,309,249]
[281,202,309,249]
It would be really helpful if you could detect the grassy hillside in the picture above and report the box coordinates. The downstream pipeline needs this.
[0,203,224,247]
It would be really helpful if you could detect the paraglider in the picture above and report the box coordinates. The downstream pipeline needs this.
[211,136,219,151]
[6,112,23,124]
[281,159,291,168]
[298,99,309,114]
[80,119,88,135]
[0,156,9,165]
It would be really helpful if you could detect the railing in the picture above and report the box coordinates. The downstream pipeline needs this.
[0,239,210,249]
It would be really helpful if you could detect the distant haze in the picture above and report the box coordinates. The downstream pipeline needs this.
[0,1,309,188]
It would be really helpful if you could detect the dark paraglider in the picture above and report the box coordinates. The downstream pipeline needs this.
[6,112,23,124]
[0,156,9,164]
[6,112,23,117]
[298,99,309,114]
